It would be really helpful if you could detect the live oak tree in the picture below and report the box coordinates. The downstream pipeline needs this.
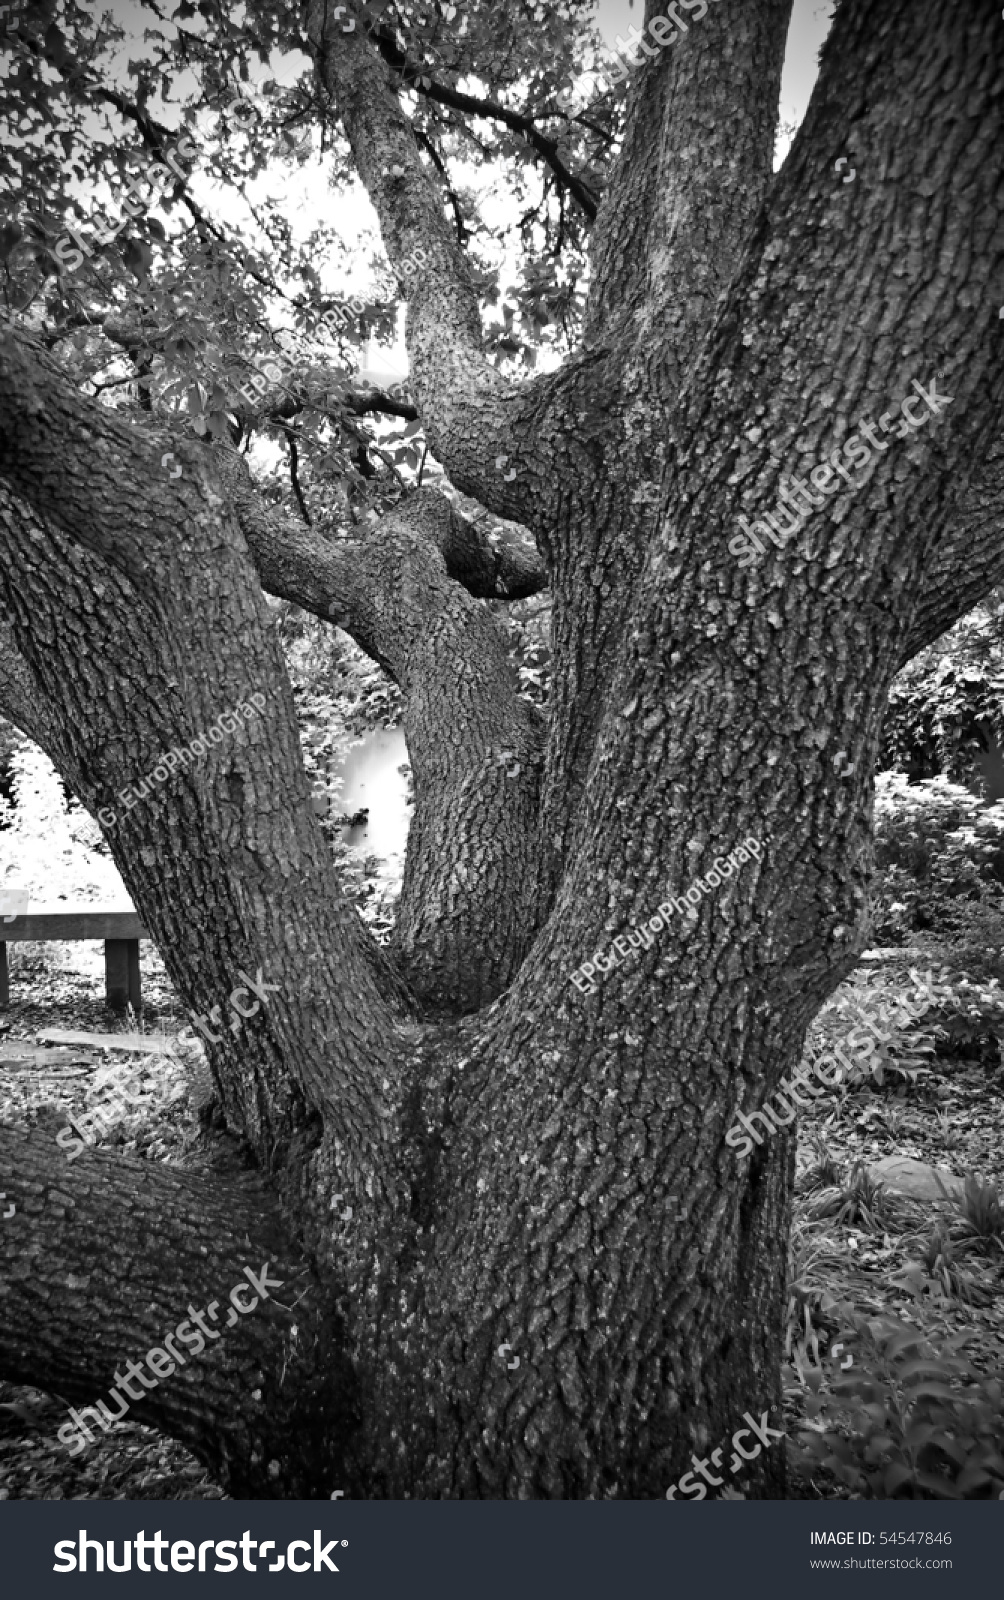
[0,0,1001,1498]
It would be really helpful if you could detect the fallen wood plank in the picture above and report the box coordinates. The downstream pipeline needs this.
[35,1028,180,1054]
[0,1046,84,1065]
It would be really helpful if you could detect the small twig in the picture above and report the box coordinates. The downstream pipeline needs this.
[414,127,467,246]
[285,431,312,525]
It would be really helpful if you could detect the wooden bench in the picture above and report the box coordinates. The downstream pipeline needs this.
[0,908,149,1013]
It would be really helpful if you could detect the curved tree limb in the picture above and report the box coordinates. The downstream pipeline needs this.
[898,441,1004,668]
[434,493,546,601]
[307,0,524,511]
[213,443,545,1011]
[0,1128,348,1498]
[0,380,409,1188]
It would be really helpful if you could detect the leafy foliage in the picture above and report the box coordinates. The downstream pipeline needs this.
[807,1161,899,1233]
[870,773,1004,984]
[881,591,1004,786]
[0,0,618,508]
[790,1312,1004,1499]
[802,964,945,1091]
[955,1172,1004,1249]
[890,1217,995,1308]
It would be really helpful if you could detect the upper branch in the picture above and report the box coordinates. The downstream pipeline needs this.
[584,0,792,366]
[367,21,599,220]
[552,0,1003,941]
[306,0,522,506]
[0,325,195,584]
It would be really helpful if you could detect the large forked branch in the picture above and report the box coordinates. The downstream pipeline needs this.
[0,307,545,1013]
[0,361,408,1180]
[424,11,1004,1408]
[213,444,544,1011]
[543,0,1003,986]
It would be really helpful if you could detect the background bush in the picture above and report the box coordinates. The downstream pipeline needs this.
[870,774,1004,982]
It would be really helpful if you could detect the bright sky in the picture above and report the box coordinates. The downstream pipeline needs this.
[26,2,835,392]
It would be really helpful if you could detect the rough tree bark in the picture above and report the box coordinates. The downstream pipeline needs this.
[0,0,1001,1498]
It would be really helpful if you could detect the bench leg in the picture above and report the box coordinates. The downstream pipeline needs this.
[0,941,7,1009]
[105,939,141,1014]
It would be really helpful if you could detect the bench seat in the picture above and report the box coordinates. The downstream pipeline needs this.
[0,907,150,1013]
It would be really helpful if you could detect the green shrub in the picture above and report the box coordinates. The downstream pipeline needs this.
[790,1312,1004,1499]
[879,594,1004,786]
[870,775,1004,971]
[803,965,944,1090]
